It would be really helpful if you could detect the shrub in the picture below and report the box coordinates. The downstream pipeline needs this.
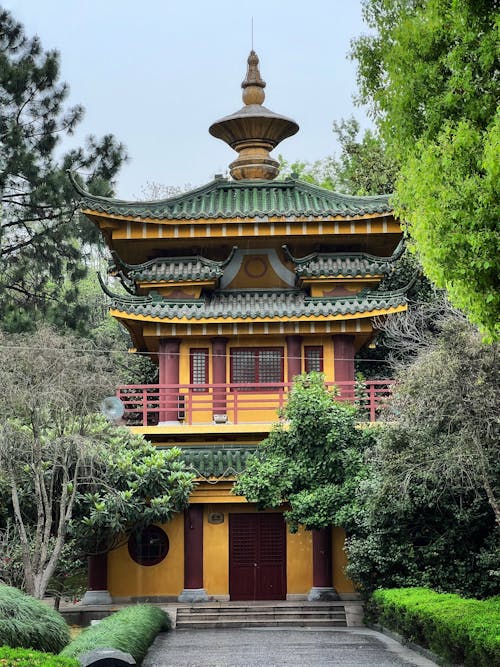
[60,604,170,662]
[0,646,78,666]
[366,587,500,667]
[0,585,70,653]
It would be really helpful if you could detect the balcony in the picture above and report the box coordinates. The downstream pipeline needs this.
[116,380,395,432]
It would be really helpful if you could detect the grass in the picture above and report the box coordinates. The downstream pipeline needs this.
[0,585,70,654]
[367,587,500,667]
[0,645,78,666]
[60,604,170,662]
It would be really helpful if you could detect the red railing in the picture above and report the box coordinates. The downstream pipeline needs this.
[116,380,395,427]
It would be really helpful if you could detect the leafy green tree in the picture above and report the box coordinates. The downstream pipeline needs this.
[234,373,373,531]
[279,116,399,195]
[0,9,127,333]
[0,327,193,598]
[351,0,499,338]
[345,310,499,597]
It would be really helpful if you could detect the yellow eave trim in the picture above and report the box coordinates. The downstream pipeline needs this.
[110,304,407,325]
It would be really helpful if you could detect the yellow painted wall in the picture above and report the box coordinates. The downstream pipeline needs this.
[107,504,355,599]
[332,527,356,594]
[107,513,184,598]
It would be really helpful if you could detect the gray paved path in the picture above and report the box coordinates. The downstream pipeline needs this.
[143,627,437,667]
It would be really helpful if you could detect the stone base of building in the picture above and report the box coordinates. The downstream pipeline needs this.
[307,586,340,601]
[178,588,209,603]
[81,589,113,605]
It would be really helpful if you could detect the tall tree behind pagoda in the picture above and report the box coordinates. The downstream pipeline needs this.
[0,9,127,333]
[351,0,499,340]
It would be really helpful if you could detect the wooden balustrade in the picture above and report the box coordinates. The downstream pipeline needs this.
[115,380,395,427]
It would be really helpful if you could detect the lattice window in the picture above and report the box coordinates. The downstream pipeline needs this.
[128,525,169,566]
[190,348,208,391]
[304,346,324,373]
[231,348,284,387]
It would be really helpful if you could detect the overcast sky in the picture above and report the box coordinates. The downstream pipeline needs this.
[4,1,372,198]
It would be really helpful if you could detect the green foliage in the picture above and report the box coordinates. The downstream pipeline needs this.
[345,312,499,598]
[72,417,195,554]
[351,0,500,338]
[0,646,78,667]
[279,117,398,195]
[61,605,170,661]
[0,8,127,333]
[366,588,500,667]
[0,585,70,653]
[234,373,373,531]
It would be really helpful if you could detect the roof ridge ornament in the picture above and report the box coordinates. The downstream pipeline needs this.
[209,51,299,181]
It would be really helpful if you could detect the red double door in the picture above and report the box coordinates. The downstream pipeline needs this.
[229,513,286,600]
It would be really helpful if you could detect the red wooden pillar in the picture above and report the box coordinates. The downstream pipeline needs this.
[178,505,208,602]
[286,335,302,382]
[333,334,355,400]
[211,337,227,420]
[159,338,181,422]
[81,553,112,605]
[307,527,339,601]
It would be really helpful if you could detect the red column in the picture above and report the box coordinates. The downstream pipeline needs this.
[159,338,181,422]
[312,528,332,587]
[178,505,208,602]
[81,553,111,605]
[286,335,302,382]
[307,527,339,601]
[333,334,355,400]
[211,337,227,420]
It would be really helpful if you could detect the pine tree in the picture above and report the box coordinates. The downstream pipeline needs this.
[0,9,128,332]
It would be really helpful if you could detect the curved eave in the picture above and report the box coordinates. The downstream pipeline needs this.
[109,304,407,325]
[71,172,393,222]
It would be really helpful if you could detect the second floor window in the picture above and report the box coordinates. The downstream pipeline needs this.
[304,346,324,373]
[190,348,209,391]
[230,348,284,387]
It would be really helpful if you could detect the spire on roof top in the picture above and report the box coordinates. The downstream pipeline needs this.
[209,51,299,181]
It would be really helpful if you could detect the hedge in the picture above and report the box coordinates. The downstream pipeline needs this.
[60,604,170,662]
[0,646,78,666]
[0,585,70,653]
[366,587,500,667]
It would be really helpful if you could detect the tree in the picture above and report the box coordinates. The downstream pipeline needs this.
[0,328,194,598]
[0,9,128,333]
[351,0,500,338]
[344,309,499,597]
[234,373,373,532]
[279,116,399,195]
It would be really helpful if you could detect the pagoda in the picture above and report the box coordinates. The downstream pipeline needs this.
[73,51,407,604]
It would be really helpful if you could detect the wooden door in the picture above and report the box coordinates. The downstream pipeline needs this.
[229,513,286,600]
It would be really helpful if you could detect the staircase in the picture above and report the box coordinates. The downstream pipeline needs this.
[175,602,347,629]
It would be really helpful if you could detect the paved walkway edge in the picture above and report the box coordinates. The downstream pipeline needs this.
[367,623,462,667]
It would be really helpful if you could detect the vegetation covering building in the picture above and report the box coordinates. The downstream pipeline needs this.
[73,52,407,602]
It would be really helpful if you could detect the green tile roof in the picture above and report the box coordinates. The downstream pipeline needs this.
[104,288,407,320]
[71,173,392,220]
[118,256,226,283]
[177,446,256,478]
[283,243,405,278]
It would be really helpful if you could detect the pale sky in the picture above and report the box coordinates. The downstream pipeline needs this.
[4,1,372,198]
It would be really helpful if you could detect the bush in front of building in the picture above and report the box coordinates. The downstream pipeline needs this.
[0,585,70,653]
[366,587,500,667]
[60,604,170,662]
[0,646,78,667]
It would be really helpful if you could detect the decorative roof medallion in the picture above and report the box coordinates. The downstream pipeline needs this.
[209,51,299,180]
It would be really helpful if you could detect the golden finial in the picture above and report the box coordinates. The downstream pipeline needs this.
[209,51,299,180]
[242,51,266,105]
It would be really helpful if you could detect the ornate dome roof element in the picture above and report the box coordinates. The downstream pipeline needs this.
[209,51,299,180]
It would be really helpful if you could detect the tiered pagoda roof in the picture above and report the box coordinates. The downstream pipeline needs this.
[71,175,392,221]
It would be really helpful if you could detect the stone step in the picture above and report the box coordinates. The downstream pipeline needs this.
[177,604,346,614]
[177,613,346,623]
[176,617,347,629]
[176,609,346,617]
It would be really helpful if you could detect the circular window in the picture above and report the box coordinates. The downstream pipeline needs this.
[128,525,169,566]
